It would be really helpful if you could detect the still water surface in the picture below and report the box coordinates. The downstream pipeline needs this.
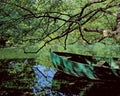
[33,65,120,96]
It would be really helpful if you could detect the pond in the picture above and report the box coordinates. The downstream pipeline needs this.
[33,65,120,96]
[1,60,120,96]
[0,59,35,96]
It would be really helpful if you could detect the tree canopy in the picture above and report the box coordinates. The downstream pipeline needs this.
[0,0,120,53]
[1,1,120,94]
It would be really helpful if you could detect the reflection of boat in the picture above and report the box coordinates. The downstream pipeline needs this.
[50,51,120,80]
[52,71,120,96]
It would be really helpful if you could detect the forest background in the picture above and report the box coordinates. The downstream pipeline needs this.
[0,0,120,93]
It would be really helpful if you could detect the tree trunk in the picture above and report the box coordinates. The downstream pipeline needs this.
[116,4,120,37]
[116,15,120,35]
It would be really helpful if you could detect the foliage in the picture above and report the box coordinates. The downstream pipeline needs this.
[0,59,35,89]
[0,0,120,69]
[0,1,120,94]
[0,0,119,51]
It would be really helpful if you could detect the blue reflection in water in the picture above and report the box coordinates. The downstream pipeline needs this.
[32,65,120,96]
[33,65,78,96]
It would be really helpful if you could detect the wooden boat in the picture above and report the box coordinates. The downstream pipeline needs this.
[50,51,120,80]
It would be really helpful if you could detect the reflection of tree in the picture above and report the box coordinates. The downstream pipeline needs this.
[53,71,120,96]
[0,59,35,95]
[0,0,120,52]
[79,82,94,96]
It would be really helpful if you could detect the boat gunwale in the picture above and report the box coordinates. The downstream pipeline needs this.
[52,51,120,70]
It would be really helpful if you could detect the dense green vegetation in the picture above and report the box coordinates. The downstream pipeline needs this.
[0,0,120,64]
[0,0,120,94]
[0,0,120,49]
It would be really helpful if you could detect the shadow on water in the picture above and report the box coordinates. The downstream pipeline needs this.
[53,71,120,96]
[33,65,120,96]
[0,59,35,96]
[1,62,120,96]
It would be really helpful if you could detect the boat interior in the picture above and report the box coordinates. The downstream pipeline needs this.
[53,52,120,68]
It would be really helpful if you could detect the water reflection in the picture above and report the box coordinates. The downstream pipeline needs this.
[33,65,120,96]
[33,65,56,96]
[53,72,120,96]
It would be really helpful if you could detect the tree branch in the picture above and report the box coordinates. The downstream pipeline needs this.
[82,27,103,33]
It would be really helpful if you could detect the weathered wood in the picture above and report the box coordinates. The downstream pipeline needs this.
[51,51,120,81]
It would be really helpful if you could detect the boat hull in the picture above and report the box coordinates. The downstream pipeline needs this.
[50,52,120,80]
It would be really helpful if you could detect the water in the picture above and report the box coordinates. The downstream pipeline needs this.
[1,60,120,96]
[33,65,79,96]
[33,65,120,96]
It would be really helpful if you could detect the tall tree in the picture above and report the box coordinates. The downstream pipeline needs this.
[0,0,119,52]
